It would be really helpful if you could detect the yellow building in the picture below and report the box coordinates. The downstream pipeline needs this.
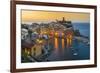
[31,44,42,57]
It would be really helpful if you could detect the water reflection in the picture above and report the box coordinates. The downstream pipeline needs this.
[54,38,59,49]
[46,37,90,61]
[61,38,65,49]
[53,36,73,56]
[54,37,72,50]
[66,34,73,48]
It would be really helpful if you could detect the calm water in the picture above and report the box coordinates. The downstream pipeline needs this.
[44,23,90,61]
[45,38,90,61]
[73,23,90,37]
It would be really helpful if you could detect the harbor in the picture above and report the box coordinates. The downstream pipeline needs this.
[21,17,90,62]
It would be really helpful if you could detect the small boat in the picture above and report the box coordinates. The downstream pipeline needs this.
[73,53,78,56]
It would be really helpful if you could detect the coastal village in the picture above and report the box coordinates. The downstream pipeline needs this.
[21,17,89,62]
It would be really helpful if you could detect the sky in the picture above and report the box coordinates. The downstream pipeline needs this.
[21,10,90,23]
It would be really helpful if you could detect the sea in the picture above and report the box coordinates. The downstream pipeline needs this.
[44,22,90,61]
[73,22,90,38]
